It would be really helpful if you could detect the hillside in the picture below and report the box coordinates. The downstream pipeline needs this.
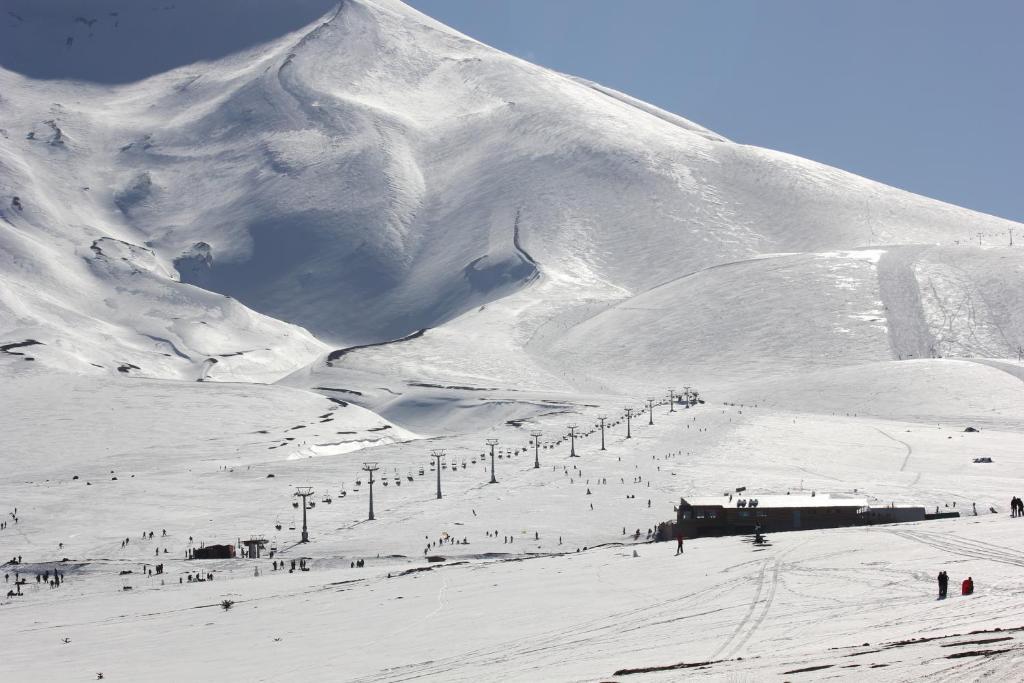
[2,1,1024,681]
[2,0,1021,384]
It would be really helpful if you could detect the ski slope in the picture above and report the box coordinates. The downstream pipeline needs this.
[3,384,1024,680]
[2,0,1024,680]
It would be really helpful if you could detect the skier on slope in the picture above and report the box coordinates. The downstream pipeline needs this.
[937,570,949,599]
[675,532,684,555]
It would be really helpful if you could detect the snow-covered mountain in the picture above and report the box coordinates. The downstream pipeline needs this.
[2,0,1021,388]
[4,3,1024,680]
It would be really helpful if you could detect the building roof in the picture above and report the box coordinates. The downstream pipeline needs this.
[682,493,869,509]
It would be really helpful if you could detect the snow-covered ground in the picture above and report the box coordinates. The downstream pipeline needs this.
[3,0,1024,680]
[9,517,1024,682]
[4,367,1024,680]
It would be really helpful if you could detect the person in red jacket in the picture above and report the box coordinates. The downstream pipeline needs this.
[962,577,974,596]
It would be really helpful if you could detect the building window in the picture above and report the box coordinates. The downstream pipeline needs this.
[695,509,706,519]
[681,510,692,519]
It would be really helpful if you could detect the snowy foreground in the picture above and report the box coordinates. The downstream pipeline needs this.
[6,515,1024,682]
[4,369,1024,681]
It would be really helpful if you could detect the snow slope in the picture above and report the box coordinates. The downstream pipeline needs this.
[3,387,1024,681]
[2,0,1021,379]
[3,1,1024,680]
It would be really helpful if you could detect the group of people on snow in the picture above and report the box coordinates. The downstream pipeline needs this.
[937,570,973,598]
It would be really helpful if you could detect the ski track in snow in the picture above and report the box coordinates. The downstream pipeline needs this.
[883,527,1024,569]
[874,426,914,472]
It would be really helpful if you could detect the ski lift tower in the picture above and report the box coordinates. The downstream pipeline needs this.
[667,388,676,412]
[646,398,655,425]
[486,439,499,483]
[530,430,542,468]
[294,487,314,543]
[683,385,692,408]
[430,449,446,499]
[362,463,379,520]
[624,407,634,439]
[568,424,579,457]
[596,416,607,451]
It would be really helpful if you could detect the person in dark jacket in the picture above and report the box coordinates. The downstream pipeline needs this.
[938,570,949,598]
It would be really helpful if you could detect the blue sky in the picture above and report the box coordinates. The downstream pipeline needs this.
[408,1,1023,223]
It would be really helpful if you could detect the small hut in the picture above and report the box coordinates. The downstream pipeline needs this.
[192,544,236,560]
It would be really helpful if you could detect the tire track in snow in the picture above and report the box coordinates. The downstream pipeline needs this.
[884,528,1024,568]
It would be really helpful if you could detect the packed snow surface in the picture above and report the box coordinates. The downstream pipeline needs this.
[2,0,1024,681]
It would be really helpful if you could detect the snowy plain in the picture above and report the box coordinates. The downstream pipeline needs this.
[2,0,1024,681]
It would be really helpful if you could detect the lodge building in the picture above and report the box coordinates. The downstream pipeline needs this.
[673,493,926,538]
